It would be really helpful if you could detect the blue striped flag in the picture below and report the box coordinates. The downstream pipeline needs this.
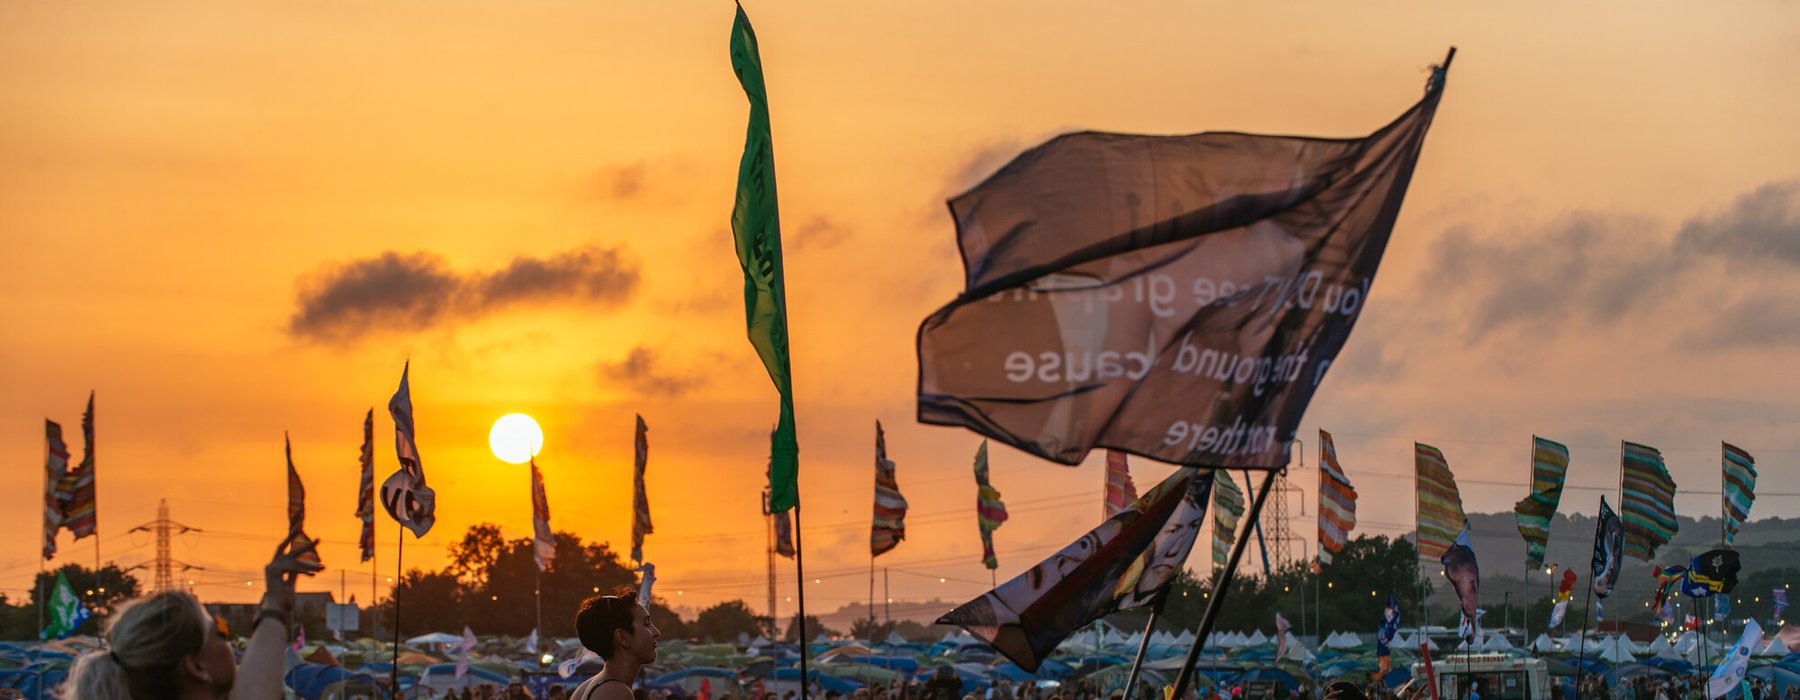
[1722,442,1757,546]
[1621,441,1678,560]
[1513,436,1569,568]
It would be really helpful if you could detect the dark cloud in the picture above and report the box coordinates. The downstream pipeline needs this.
[1677,294,1800,350]
[597,346,703,397]
[1674,180,1800,266]
[289,246,638,343]
[594,162,647,201]
[788,216,850,253]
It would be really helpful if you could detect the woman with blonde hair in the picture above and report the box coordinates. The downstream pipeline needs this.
[62,540,321,700]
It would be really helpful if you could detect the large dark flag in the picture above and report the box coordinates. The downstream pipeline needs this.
[42,420,70,560]
[1687,549,1741,596]
[356,409,375,562]
[938,467,1213,671]
[871,421,908,557]
[1513,436,1569,568]
[60,392,98,540]
[729,5,800,514]
[1621,441,1678,560]
[632,415,652,563]
[1590,496,1624,599]
[286,434,322,567]
[916,69,1448,470]
[380,362,436,538]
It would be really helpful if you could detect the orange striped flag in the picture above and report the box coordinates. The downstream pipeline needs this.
[1316,430,1357,567]
[1414,443,1466,560]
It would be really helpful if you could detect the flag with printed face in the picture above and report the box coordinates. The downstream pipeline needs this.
[381,362,436,538]
[286,435,322,568]
[1103,450,1138,519]
[916,63,1451,471]
[40,571,91,640]
[531,459,555,571]
[1722,443,1757,547]
[60,393,98,540]
[632,415,652,563]
[974,441,1009,569]
[1710,620,1763,699]
[871,421,908,557]
[1415,443,1466,560]
[1440,522,1479,639]
[1377,593,1399,673]
[937,468,1212,672]
[1212,469,1245,567]
[1621,441,1678,560]
[1317,430,1357,568]
[1591,496,1625,599]
[1513,436,1569,568]
[43,420,70,560]
[356,409,375,562]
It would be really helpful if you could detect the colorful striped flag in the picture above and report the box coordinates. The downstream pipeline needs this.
[974,440,1008,569]
[356,409,375,562]
[1722,442,1757,546]
[729,4,800,514]
[1513,436,1569,568]
[871,421,908,557]
[1317,430,1357,568]
[1103,450,1138,519]
[1414,443,1466,560]
[631,415,652,563]
[1212,469,1245,568]
[59,393,98,540]
[286,434,322,567]
[43,420,69,560]
[531,458,555,571]
[1621,441,1679,560]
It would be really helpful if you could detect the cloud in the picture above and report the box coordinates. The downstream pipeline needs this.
[289,246,638,343]
[788,216,851,253]
[1674,180,1800,266]
[592,162,647,201]
[597,346,704,397]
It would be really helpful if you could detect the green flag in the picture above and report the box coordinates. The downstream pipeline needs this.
[41,570,91,640]
[729,4,799,513]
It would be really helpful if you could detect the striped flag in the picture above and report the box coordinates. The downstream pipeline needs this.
[1317,430,1357,568]
[1722,442,1757,546]
[974,440,1008,569]
[1512,436,1569,568]
[871,421,908,557]
[773,504,795,558]
[1414,443,1466,560]
[631,415,652,563]
[1103,450,1138,519]
[1621,441,1679,560]
[1212,470,1245,568]
[286,434,322,567]
[356,409,375,562]
[380,361,436,538]
[531,458,555,571]
[59,393,98,540]
[43,420,70,560]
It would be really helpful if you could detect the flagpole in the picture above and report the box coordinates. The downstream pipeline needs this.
[1171,467,1277,700]
[1523,438,1532,651]
[792,501,809,695]
[1574,541,1595,700]
[391,521,403,697]
[1123,606,1160,696]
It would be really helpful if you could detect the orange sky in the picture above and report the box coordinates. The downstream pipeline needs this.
[4,2,1799,621]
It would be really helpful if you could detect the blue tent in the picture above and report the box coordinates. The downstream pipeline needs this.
[285,664,381,700]
[1238,668,1305,691]
[0,669,70,700]
[989,663,1038,683]
[1748,665,1800,696]
[765,667,863,694]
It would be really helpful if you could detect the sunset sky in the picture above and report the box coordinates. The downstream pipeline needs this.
[4,2,1799,622]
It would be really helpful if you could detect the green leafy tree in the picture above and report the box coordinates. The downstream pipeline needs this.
[782,613,840,642]
[382,570,466,636]
[849,617,895,642]
[695,600,767,643]
[647,601,691,640]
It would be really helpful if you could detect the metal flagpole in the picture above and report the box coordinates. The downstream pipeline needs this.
[1122,607,1161,696]
[1171,468,1277,700]
[793,501,809,696]
[391,521,404,697]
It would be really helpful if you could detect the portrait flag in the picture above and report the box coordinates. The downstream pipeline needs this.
[973,440,1008,569]
[40,571,91,640]
[1103,450,1138,518]
[1317,429,1357,568]
[1211,469,1245,568]
[1710,620,1762,700]
[632,415,652,563]
[937,467,1212,672]
[285,434,322,568]
[1590,496,1624,599]
[871,421,908,557]
[1621,441,1678,560]
[1440,521,1479,639]
[531,458,555,571]
[1513,436,1569,568]
[917,62,1450,470]
[43,419,70,560]
[729,4,800,514]
[356,409,376,562]
[1376,593,1400,673]
[380,362,436,538]
[1414,443,1466,560]
[60,392,98,540]
[1721,443,1757,547]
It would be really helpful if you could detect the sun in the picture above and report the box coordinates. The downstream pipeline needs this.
[488,413,544,464]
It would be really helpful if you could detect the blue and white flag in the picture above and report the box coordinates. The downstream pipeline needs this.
[1709,620,1762,699]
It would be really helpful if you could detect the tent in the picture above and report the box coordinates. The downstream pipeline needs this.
[1530,634,1556,653]
[406,633,464,646]
[1246,630,1269,646]
[415,663,509,691]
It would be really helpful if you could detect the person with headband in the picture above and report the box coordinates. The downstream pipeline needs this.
[567,592,659,700]
[62,539,322,700]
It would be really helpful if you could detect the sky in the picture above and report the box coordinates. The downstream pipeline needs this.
[3,1,1799,621]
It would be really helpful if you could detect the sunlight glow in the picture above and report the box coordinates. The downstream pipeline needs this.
[489,414,545,464]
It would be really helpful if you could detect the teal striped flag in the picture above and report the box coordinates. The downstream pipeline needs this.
[1722,442,1757,546]
[1212,470,1245,567]
[1621,441,1679,560]
[1512,436,1570,568]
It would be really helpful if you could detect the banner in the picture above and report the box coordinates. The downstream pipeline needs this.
[937,467,1211,671]
[60,392,98,540]
[1621,441,1678,560]
[871,421,908,557]
[973,441,1008,569]
[1440,522,1479,639]
[531,459,555,571]
[1550,567,1575,628]
[729,4,800,514]
[632,415,652,563]
[1377,593,1400,674]
[916,72,1449,470]
[43,420,69,560]
[1710,620,1763,699]
[1103,450,1138,518]
[1591,496,1625,599]
[1415,443,1466,560]
[1687,549,1741,596]
[1317,429,1357,567]
[357,409,376,562]
[1722,443,1757,546]
[1211,469,1244,568]
[40,571,91,640]
[1513,436,1569,568]
[380,362,436,538]
[286,435,322,567]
